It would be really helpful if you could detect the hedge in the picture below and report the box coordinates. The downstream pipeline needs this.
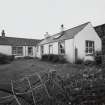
[0,53,14,64]
[41,54,67,63]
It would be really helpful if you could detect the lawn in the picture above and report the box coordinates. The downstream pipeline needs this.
[0,58,83,84]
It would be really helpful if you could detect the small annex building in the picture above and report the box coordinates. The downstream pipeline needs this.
[36,22,102,63]
[0,30,40,58]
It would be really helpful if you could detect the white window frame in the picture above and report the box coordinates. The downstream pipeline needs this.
[58,41,65,55]
[12,46,23,56]
[28,46,33,56]
[85,40,94,55]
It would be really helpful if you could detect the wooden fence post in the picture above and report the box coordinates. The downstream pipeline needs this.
[11,80,21,105]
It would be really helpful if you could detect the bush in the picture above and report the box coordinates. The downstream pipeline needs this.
[84,60,95,66]
[41,54,49,61]
[51,55,59,63]
[75,59,83,64]
[23,56,33,59]
[58,55,67,63]
[41,54,67,63]
[94,51,102,65]
[0,53,14,64]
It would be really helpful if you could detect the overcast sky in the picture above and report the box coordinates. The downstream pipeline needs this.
[0,0,105,39]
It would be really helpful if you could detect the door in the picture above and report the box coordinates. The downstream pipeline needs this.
[75,48,78,63]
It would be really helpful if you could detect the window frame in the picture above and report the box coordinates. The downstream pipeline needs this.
[12,46,23,56]
[58,41,65,55]
[28,46,33,56]
[85,40,94,56]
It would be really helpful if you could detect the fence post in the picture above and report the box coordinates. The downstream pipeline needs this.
[11,80,21,105]
[36,73,51,98]
[26,77,36,105]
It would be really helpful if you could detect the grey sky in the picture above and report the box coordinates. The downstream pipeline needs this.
[0,0,105,39]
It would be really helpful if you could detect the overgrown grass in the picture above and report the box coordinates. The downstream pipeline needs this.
[0,67,105,105]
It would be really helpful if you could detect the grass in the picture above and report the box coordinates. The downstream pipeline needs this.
[0,59,105,104]
[0,58,84,84]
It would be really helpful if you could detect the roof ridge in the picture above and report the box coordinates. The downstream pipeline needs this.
[39,22,90,45]
[5,36,39,40]
[50,22,90,37]
[64,22,90,32]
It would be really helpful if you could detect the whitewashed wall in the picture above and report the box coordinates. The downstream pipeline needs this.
[52,42,58,54]
[42,42,59,55]
[36,46,41,58]
[43,44,49,54]
[0,45,12,55]
[65,39,74,63]
[74,23,102,61]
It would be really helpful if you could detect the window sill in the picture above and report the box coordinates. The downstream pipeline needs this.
[86,54,94,56]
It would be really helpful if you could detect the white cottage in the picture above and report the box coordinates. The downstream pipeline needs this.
[0,30,40,58]
[36,22,102,63]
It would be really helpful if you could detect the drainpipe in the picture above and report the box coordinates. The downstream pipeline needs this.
[25,42,26,57]
[73,38,75,64]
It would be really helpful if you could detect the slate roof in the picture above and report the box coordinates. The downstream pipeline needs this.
[94,24,105,39]
[0,36,40,46]
[94,24,105,54]
[39,22,90,45]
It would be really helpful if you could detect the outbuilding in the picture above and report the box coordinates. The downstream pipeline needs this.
[0,30,40,58]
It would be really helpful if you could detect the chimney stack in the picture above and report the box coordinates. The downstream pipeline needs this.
[44,32,50,39]
[1,30,5,38]
[61,24,64,32]
[60,24,65,35]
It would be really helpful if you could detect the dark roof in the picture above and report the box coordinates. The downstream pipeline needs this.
[94,24,105,54]
[39,22,89,45]
[94,24,105,39]
[0,36,40,46]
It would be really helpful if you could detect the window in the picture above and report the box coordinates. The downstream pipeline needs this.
[12,47,16,55]
[58,41,65,54]
[85,40,94,55]
[28,47,33,55]
[49,44,53,54]
[12,46,23,56]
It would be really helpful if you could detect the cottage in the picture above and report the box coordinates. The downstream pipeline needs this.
[36,22,102,63]
[0,30,40,58]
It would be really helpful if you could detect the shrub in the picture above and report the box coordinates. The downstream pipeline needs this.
[0,53,14,64]
[41,54,49,61]
[58,55,67,63]
[23,56,33,59]
[94,51,102,65]
[51,55,59,63]
[48,54,54,61]
[41,54,67,63]
[75,59,83,64]
[84,60,95,66]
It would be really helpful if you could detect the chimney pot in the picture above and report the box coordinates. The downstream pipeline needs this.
[44,32,50,39]
[1,30,5,38]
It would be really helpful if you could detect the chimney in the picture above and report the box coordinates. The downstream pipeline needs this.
[1,30,5,38]
[60,24,65,35]
[44,32,50,39]
[61,24,64,32]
